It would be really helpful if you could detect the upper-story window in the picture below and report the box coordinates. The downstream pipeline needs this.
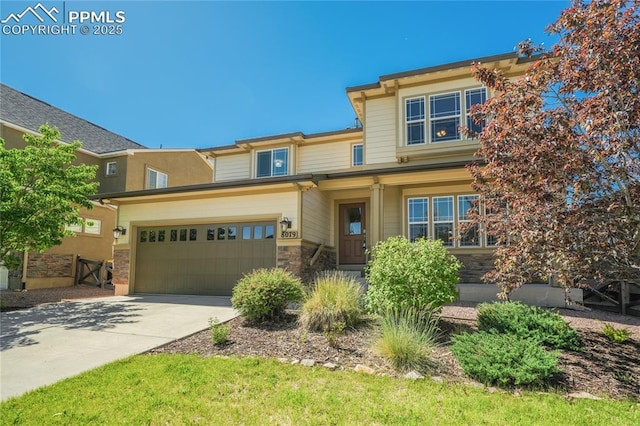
[405,97,426,145]
[465,88,487,135]
[352,144,363,167]
[256,147,289,178]
[405,87,487,145]
[430,92,461,143]
[146,168,168,189]
[105,161,117,176]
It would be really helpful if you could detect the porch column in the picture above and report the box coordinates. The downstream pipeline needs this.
[370,183,385,246]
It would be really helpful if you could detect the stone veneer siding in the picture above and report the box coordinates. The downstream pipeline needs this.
[26,253,73,278]
[277,244,337,284]
[455,253,494,283]
[112,248,130,286]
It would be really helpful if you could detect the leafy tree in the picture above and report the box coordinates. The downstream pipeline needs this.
[468,0,639,297]
[0,125,98,269]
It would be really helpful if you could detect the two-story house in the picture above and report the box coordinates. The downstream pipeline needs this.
[0,83,214,289]
[95,53,580,305]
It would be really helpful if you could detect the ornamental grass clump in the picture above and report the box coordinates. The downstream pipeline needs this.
[299,271,363,333]
[477,302,582,350]
[365,236,461,314]
[231,268,304,322]
[374,308,440,372]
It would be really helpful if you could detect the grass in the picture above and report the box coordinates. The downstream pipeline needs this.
[2,355,638,425]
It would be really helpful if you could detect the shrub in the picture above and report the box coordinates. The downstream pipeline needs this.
[476,302,582,350]
[209,317,231,345]
[231,268,304,321]
[374,308,440,372]
[602,323,630,343]
[451,331,560,387]
[365,236,461,314]
[299,271,363,333]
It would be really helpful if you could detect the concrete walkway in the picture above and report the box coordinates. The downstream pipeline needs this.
[0,294,237,401]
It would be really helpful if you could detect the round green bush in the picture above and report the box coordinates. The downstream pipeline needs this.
[451,331,560,387]
[365,236,461,314]
[231,268,304,321]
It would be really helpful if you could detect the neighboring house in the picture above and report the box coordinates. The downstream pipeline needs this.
[95,53,580,305]
[0,83,214,289]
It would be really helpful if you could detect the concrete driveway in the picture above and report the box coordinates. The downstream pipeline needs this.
[0,294,237,401]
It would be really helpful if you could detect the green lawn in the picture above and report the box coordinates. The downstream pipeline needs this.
[1,355,637,425]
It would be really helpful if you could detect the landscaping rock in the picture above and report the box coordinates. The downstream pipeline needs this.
[301,359,316,367]
[567,391,601,400]
[291,359,300,365]
[322,362,338,370]
[431,376,444,383]
[277,357,288,364]
[404,371,424,380]
[354,364,375,375]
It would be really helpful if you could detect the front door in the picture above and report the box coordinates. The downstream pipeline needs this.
[339,203,366,264]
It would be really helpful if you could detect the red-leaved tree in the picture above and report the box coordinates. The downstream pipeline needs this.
[469,0,640,298]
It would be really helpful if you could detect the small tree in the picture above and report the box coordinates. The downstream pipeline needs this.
[365,236,461,314]
[0,125,98,269]
[469,0,640,297]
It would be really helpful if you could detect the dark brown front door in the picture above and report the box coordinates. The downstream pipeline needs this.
[339,203,366,264]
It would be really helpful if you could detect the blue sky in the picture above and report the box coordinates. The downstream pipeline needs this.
[1,1,568,150]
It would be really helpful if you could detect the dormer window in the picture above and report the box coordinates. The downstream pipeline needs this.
[256,147,289,178]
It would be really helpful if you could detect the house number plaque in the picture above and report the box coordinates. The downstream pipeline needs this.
[281,231,299,239]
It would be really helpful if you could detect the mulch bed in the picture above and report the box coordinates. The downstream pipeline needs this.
[149,309,640,401]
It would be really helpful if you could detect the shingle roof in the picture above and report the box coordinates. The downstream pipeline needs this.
[0,83,147,154]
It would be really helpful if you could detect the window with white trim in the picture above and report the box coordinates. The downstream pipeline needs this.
[458,195,480,247]
[405,97,426,145]
[484,198,506,247]
[84,219,102,235]
[465,88,487,136]
[146,168,168,189]
[405,87,487,145]
[106,161,117,176]
[352,144,363,166]
[256,147,289,178]
[408,197,429,242]
[65,222,83,233]
[433,196,454,246]
[430,92,461,143]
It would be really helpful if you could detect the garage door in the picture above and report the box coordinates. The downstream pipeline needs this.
[134,222,277,296]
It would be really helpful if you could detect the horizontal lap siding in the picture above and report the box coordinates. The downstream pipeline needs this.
[383,186,402,239]
[215,153,251,181]
[302,188,331,245]
[297,141,353,173]
[118,192,299,245]
[365,97,396,165]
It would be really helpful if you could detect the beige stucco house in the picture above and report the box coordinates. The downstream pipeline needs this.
[0,84,214,289]
[96,52,581,306]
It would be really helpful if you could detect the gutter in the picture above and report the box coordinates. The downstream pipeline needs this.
[92,160,479,202]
